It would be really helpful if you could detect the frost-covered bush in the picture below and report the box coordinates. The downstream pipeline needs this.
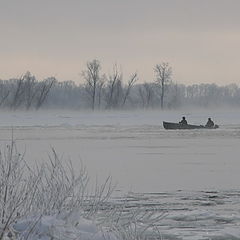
[0,140,163,240]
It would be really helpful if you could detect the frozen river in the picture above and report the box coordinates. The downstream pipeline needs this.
[0,109,240,239]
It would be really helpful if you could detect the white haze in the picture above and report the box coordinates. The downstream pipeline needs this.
[0,109,239,192]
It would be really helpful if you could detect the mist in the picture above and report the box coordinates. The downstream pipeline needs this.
[0,68,239,111]
[1,1,240,239]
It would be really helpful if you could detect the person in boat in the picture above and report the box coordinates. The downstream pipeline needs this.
[205,118,214,128]
[179,116,188,125]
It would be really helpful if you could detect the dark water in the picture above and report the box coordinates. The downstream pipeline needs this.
[110,190,240,239]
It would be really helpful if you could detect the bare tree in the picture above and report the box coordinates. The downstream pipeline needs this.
[105,65,122,109]
[11,76,25,109]
[166,82,182,109]
[82,59,101,110]
[35,77,55,110]
[97,77,105,109]
[138,82,154,108]
[122,73,138,107]
[0,82,10,107]
[154,62,172,109]
[23,72,38,110]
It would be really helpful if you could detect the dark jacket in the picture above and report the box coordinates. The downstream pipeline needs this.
[205,119,214,127]
[179,119,187,125]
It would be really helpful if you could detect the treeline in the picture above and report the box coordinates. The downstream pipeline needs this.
[0,72,55,110]
[1,60,240,110]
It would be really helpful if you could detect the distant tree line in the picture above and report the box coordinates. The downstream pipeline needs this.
[0,72,55,110]
[0,60,240,110]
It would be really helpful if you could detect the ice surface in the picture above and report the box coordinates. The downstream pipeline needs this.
[111,190,240,239]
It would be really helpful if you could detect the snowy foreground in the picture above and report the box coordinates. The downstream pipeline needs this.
[8,214,119,240]
[0,109,240,239]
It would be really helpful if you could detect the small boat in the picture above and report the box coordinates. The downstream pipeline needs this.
[163,121,219,130]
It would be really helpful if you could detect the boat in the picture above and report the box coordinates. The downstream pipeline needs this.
[163,121,219,130]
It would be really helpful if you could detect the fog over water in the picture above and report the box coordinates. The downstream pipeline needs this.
[0,109,239,192]
[1,0,240,238]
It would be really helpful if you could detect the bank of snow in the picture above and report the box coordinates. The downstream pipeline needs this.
[7,213,118,240]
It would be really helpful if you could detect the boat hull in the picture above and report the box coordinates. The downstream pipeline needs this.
[163,121,219,130]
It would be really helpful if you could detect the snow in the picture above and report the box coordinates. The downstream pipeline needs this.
[10,213,118,240]
[0,109,240,239]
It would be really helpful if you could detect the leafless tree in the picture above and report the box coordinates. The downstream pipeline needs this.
[105,65,123,109]
[0,82,10,107]
[23,72,38,110]
[154,62,172,109]
[35,77,55,110]
[138,82,154,108]
[11,76,25,109]
[122,73,138,107]
[97,77,105,109]
[82,59,101,110]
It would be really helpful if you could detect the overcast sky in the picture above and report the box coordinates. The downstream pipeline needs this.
[1,0,240,85]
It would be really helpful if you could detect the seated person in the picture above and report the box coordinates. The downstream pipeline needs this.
[205,118,214,127]
[179,116,187,125]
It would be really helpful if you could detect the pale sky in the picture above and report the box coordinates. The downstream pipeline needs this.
[1,0,240,85]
